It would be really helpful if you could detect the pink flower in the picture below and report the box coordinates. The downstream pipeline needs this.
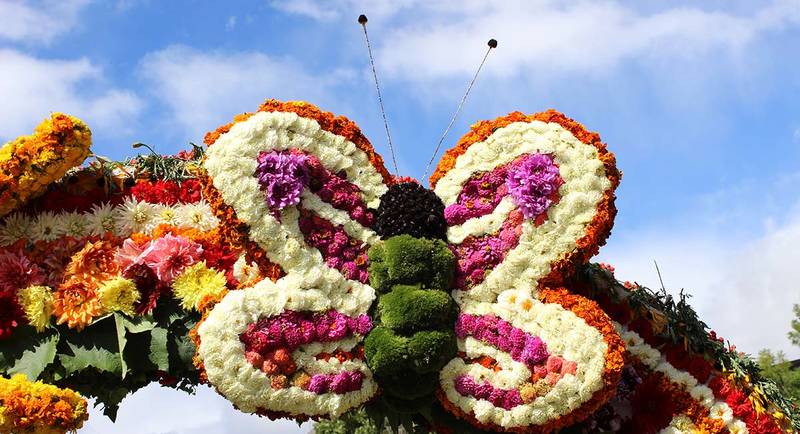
[0,251,45,294]
[142,234,203,283]
[115,238,150,272]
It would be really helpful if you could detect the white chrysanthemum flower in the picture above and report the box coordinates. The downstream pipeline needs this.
[0,212,31,246]
[57,212,89,239]
[114,198,158,235]
[709,402,734,424]
[156,205,180,227]
[29,211,60,242]
[727,420,748,434]
[87,202,117,236]
[176,200,218,231]
[232,255,260,284]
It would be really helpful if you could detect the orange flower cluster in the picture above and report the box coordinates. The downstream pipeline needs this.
[203,99,392,185]
[53,240,118,330]
[429,110,621,287]
[0,374,88,434]
[0,113,92,218]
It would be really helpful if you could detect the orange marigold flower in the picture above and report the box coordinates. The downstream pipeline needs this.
[53,279,102,331]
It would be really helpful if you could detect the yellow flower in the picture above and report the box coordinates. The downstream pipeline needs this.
[17,285,54,332]
[98,277,140,316]
[172,261,227,311]
[0,113,92,218]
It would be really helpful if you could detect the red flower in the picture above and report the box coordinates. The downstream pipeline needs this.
[0,293,26,340]
[124,263,168,314]
[623,375,677,434]
[131,179,181,205]
[178,179,202,203]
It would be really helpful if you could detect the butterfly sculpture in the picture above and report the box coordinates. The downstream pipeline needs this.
[0,101,795,434]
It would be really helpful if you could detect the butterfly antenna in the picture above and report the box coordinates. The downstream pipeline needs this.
[424,38,497,179]
[358,14,399,175]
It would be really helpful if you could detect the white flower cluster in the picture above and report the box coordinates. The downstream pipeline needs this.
[434,120,613,305]
[618,324,749,434]
[0,198,218,246]
[203,110,386,294]
[197,278,378,418]
[439,289,608,429]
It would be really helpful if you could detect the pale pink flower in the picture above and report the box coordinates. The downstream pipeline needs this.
[142,234,203,283]
[115,238,150,272]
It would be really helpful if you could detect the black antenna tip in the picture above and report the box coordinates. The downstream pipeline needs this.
[358,14,368,25]
[488,39,498,48]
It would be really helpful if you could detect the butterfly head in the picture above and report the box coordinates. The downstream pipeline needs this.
[374,181,447,240]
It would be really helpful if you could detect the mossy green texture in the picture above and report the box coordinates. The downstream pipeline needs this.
[377,285,457,333]
[365,235,458,401]
[368,235,455,293]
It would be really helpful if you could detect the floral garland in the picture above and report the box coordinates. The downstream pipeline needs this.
[0,113,92,218]
[0,374,88,434]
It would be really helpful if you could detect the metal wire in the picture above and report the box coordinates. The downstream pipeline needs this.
[360,18,399,175]
[424,43,495,179]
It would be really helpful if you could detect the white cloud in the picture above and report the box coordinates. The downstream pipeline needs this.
[272,0,800,80]
[0,49,143,142]
[80,384,310,434]
[600,200,800,359]
[226,15,237,31]
[372,0,800,80]
[138,45,354,143]
[0,0,91,44]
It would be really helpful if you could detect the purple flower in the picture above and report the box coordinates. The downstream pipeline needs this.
[506,153,563,219]
[308,374,330,393]
[255,151,309,210]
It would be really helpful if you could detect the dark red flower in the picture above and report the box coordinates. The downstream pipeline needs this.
[124,263,168,314]
[623,375,677,434]
[0,293,26,340]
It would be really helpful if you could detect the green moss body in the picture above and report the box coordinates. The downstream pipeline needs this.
[364,235,458,409]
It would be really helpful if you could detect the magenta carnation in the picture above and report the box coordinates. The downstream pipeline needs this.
[506,153,564,219]
[255,151,309,210]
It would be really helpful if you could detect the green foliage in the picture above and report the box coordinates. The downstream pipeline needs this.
[789,304,800,347]
[368,235,454,293]
[758,350,800,402]
[377,285,457,333]
[314,408,382,434]
[0,326,59,380]
[0,297,201,421]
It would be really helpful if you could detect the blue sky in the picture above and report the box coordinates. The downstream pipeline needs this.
[2,1,800,433]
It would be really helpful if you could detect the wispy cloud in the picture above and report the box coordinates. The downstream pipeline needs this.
[138,45,355,143]
[0,49,143,142]
[600,197,800,358]
[0,0,91,44]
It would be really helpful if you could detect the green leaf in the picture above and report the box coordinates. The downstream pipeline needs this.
[149,327,169,371]
[1,329,59,380]
[122,315,157,333]
[59,341,122,376]
[114,314,128,378]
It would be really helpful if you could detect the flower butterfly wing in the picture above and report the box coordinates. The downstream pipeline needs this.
[430,109,620,304]
[199,100,391,419]
[431,110,625,431]
[202,100,391,293]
